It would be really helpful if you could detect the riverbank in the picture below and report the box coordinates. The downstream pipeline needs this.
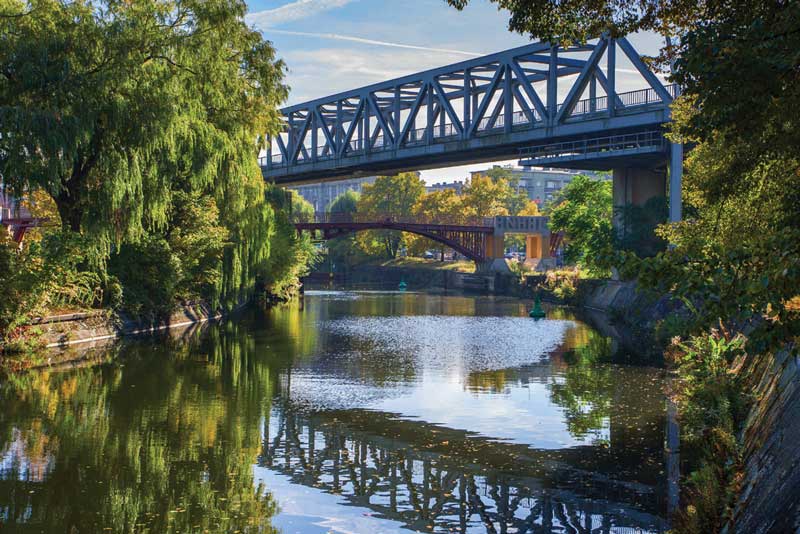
[0,301,242,374]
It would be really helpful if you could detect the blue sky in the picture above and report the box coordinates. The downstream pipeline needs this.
[245,0,666,182]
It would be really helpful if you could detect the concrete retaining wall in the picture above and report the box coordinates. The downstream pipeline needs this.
[732,349,800,533]
[310,266,500,294]
[37,303,221,349]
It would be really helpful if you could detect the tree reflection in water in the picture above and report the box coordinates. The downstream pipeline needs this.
[0,323,280,533]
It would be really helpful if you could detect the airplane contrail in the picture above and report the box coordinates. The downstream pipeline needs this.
[267,29,484,57]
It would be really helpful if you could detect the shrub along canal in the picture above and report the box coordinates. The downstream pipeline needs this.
[0,291,669,533]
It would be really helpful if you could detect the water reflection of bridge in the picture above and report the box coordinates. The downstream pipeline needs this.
[259,405,666,533]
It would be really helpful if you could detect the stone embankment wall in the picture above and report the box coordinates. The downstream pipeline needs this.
[732,348,800,533]
[37,303,220,349]
[571,279,683,361]
[12,303,228,371]
[309,266,502,293]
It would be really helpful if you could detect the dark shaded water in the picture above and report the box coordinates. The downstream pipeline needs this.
[0,292,667,533]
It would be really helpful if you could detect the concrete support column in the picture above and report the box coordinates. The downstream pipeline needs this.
[484,232,505,259]
[669,143,683,223]
[612,167,666,234]
[525,234,550,260]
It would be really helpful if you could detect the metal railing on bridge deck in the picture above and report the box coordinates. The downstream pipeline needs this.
[518,130,668,162]
[566,83,680,117]
[260,84,679,168]
[295,212,495,228]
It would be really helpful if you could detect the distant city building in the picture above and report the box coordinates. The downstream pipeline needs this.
[426,181,465,195]
[0,190,31,221]
[288,176,378,212]
[470,165,606,204]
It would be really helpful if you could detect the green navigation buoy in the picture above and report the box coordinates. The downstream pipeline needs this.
[398,279,407,292]
[529,294,546,319]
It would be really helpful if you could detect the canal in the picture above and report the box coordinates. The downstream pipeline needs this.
[0,292,668,533]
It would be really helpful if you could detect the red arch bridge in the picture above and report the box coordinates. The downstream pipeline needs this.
[295,213,562,268]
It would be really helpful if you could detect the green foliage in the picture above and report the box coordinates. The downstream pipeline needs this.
[0,1,315,328]
[0,0,286,239]
[614,195,668,257]
[168,191,230,301]
[410,188,464,258]
[109,237,182,318]
[326,190,363,268]
[548,175,613,276]
[357,173,426,258]
[445,0,712,48]
[259,207,318,299]
[624,227,800,355]
[654,313,692,347]
[669,331,747,533]
[289,190,315,223]
[461,174,511,217]
[0,230,114,351]
[671,332,746,444]
[542,269,579,301]
[328,190,360,214]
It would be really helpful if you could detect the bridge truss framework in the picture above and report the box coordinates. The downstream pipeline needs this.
[262,36,677,191]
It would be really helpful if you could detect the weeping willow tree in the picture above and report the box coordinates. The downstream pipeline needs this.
[0,0,299,315]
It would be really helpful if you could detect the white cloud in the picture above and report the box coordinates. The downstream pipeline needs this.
[246,0,355,28]
[282,47,473,104]
[269,29,482,57]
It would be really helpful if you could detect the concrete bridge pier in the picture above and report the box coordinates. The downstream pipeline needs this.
[612,167,667,237]
[481,216,555,273]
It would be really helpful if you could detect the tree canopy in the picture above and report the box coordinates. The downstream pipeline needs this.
[0,0,286,240]
[0,0,313,332]
[357,173,426,258]
[548,175,613,274]
[461,174,511,218]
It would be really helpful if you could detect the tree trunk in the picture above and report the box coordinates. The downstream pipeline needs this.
[55,187,82,233]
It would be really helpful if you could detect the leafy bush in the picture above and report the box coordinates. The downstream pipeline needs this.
[625,227,800,356]
[547,175,614,276]
[109,237,181,319]
[259,209,318,299]
[669,331,747,533]
[0,230,111,352]
[541,269,579,300]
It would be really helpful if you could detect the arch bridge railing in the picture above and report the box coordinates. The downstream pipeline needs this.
[295,212,495,229]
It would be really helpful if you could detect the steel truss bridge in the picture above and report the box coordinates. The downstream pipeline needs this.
[262,35,677,185]
[295,213,558,263]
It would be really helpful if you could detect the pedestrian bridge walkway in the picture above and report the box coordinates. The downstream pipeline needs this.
[296,213,556,267]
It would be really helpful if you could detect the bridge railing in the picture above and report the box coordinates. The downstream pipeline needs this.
[518,130,667,161]
[296,211,495,228]
[565,83,680,117]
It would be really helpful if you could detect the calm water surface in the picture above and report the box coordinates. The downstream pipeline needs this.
[0,292,667,533]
